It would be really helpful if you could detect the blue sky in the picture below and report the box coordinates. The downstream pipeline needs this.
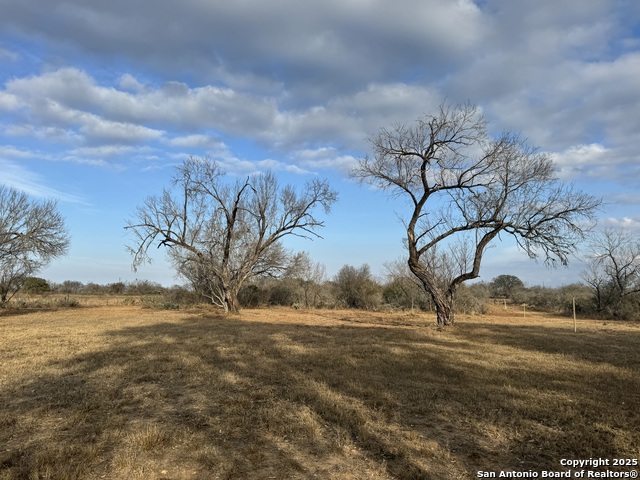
[1,0,639,287]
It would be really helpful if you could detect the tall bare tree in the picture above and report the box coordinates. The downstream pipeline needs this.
[0,186,70,306]
[287,251,327,308]
[582,228,640,318]
[352,103,601,326]
[125,158,337,313]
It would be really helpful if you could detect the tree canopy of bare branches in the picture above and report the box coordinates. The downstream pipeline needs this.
[125,158,337,313]
[0,186,70,306]
[582,228,640,318]
[352,102,601,326]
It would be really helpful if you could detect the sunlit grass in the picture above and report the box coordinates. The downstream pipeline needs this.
[1,304,638,479]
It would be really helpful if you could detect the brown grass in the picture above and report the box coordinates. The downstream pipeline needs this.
[1,304,639,479]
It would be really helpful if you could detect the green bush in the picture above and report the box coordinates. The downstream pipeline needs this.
[268,283,298,306]
[238,284,266,308]
[333,264,381,310]
[140,288,202,310]
[22,277,51,294]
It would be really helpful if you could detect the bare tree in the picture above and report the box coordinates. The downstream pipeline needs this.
[125,158,337,313]
[352,103,601,326]
[0,186,70,306]
[582,228,640,318]
[295,252,327,308]
[0,255,36,306]
[581,261,611,315]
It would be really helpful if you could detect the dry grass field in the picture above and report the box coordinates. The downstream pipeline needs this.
[1,302,639,479]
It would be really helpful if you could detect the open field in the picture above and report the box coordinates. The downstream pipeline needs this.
[1,304,639,479]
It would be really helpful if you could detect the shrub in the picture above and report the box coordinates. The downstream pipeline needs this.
[268,283,298,306]
[238,284,267,308]
[126,280,164,295]
[164,286,202,307]
[333,264,381,310]
[84,282,108,295]
[140,295,180,310]
[139,287,202,310]
[55,296,80,308]
[22,277,50,294]
[489,275,525,300]
[57,280,84,294]
[108,282,126,294]
[382,278,431,311]
[455,283,489,315]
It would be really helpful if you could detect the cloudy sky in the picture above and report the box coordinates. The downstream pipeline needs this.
[1,0,639,287]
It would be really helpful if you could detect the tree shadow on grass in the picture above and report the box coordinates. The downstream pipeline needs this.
[455,320,640,369]
[0,307,58,317]
[1,312,639,479]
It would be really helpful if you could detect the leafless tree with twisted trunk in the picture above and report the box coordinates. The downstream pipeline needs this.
[352,102,601,327]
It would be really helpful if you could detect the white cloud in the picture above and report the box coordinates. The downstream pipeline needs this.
[0,160,85,203]
[0,92,21,110]
[163,137,312,175]
[609,194,640,206]
[166,134,225,149]
[69,145,141,157]
[59,155,112,168]
[3,70,166,145]
[0,145,38,158]
[1,68,440,162]
[3,68,279,142]
[0,45,18,61]
[550,143,610,179]
[5,123,83,143]
[6,68,100,112]
[601,217,640,229]
[291,147,359,173]
[208,156,296,176]
[1,2,638,189]
[118,73,147,93]
[79,116,164,144]
[0,0,485,101]
[255,159,310,175]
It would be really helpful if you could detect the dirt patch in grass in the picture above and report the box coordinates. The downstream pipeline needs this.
[1,305,639,479]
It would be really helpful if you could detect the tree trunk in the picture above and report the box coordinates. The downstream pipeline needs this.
[223,288,240,314]
[434,302,454,326]
[407,257,456,327]
[432,289,455,327]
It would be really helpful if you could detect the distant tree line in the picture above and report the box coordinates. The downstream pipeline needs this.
[15,278,167,296]
[10,233,640,321]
